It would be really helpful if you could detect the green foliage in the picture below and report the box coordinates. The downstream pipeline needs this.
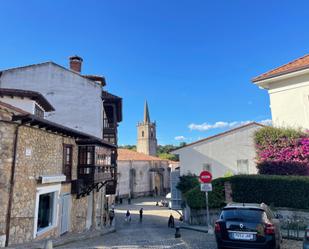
[255,126,305,148]
[223,170,234,178]
[119,145,136,151]
[157,144,178,154]
[120,144,180,161]
[176,174,199,194]
[183,178,228,209]
[230,175,309,209]
[157,153,178,161]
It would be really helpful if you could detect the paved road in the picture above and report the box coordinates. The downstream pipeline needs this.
[57,198,300,249]
[58,197,217,249]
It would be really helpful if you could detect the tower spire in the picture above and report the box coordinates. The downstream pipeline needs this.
[144,100,150,123]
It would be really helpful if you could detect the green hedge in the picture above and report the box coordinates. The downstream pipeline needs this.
[230,175,309,209]
[183,178,228,209]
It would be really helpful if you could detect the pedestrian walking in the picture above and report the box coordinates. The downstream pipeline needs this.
[111,202,115,210]
[168,214,175,228]
[109,209,115,226]
[139,208,143,222]
[125,209,131,222]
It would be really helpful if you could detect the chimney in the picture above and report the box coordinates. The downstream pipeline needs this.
[69,55,83,73]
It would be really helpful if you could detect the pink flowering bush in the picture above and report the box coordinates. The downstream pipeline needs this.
[255,127,309,175]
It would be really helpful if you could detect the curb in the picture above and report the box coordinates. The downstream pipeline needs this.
[179,226,208,233]
[53,228,116,248]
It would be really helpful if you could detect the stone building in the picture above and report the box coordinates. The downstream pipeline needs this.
[117,102,170,199]
[117,149,170,198]
[136,101,157,156]
[0,90,117,247]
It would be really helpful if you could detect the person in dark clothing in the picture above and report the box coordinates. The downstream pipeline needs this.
[125,210,131,222]
[109,210,115,226]
[168,214,175,228]
[139,208,143,222]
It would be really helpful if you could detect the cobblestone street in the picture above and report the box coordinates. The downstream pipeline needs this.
[57,197,301,249]
[57,198,217,249]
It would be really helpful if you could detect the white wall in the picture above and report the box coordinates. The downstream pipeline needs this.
[0,63,103,138]
[173,124,261,178]
[267,73,309,129]
[0,96,35,114]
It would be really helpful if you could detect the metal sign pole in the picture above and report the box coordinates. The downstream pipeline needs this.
[206,191,210,230]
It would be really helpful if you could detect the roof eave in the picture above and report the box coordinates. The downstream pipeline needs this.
[252,67,309,87]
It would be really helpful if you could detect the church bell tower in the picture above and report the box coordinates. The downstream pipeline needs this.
[137,101,157,156]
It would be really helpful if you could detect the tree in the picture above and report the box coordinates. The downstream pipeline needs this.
[176,174,199,194]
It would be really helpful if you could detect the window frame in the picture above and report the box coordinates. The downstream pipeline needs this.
[34,104,44,118]
[237,159,249,174]
[33,184,61,238]
[63,144,73,181]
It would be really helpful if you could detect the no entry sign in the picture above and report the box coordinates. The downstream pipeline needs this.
[199,171,212,183]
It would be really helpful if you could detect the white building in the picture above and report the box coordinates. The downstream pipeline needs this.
[252,54,309,129]
[0,56,105,138]
[171,123,263,178]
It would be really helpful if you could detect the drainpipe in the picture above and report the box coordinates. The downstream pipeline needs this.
[5,123,22,247]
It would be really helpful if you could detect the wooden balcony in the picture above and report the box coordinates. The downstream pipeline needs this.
[78,165,114,185]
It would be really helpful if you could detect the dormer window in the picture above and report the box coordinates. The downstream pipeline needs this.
[34,104,44,118]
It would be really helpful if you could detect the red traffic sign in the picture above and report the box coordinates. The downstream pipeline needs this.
[199,171,212,183]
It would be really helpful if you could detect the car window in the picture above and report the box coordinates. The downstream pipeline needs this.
[221,208,264,222]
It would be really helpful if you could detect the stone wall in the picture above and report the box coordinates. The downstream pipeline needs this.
[7,124,78,245]
[0,121,93,246]
[117,160,170,198]
[0,121,16,245]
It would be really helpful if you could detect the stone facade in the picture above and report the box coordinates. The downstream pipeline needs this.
[0,115,101,246]
[136,102,157,156]
[117,159,170,198]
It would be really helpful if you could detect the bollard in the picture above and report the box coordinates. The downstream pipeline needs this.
[175,226,181,238]
[43,239,53,249]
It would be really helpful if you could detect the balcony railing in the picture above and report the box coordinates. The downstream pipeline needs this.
[78,165,115,184]
[103,119,117,129]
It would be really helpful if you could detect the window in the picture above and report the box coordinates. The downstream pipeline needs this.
[142,131,144,137]
[63,144,73,181]
[37,193,54,231]
[237,159,249,174]
[34,104,44,118]
[79,146,94,165]
[203,163,212,172]
[34,185,60,238]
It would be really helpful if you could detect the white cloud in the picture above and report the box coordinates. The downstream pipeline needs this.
[174,136,186,141]
[188,119,272,131]
[260,119,272,126]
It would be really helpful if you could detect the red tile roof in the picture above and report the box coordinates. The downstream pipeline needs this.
[117,149,167,161]
[252,54,309,82]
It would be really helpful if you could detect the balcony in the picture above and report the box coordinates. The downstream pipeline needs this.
[78,165,115,185]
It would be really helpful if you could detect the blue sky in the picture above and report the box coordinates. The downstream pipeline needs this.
[1,1,309,145]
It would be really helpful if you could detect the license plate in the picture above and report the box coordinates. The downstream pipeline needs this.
[231,232,255,241]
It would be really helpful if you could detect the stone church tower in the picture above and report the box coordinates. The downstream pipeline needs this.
[137,101,157,156]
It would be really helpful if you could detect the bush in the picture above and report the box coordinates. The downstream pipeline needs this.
[257,161,309,176]
[230,175,309,209]
[255,126,305,148]
[255,126,309,175]
[183,178,228,209]
[176,174,199,194]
